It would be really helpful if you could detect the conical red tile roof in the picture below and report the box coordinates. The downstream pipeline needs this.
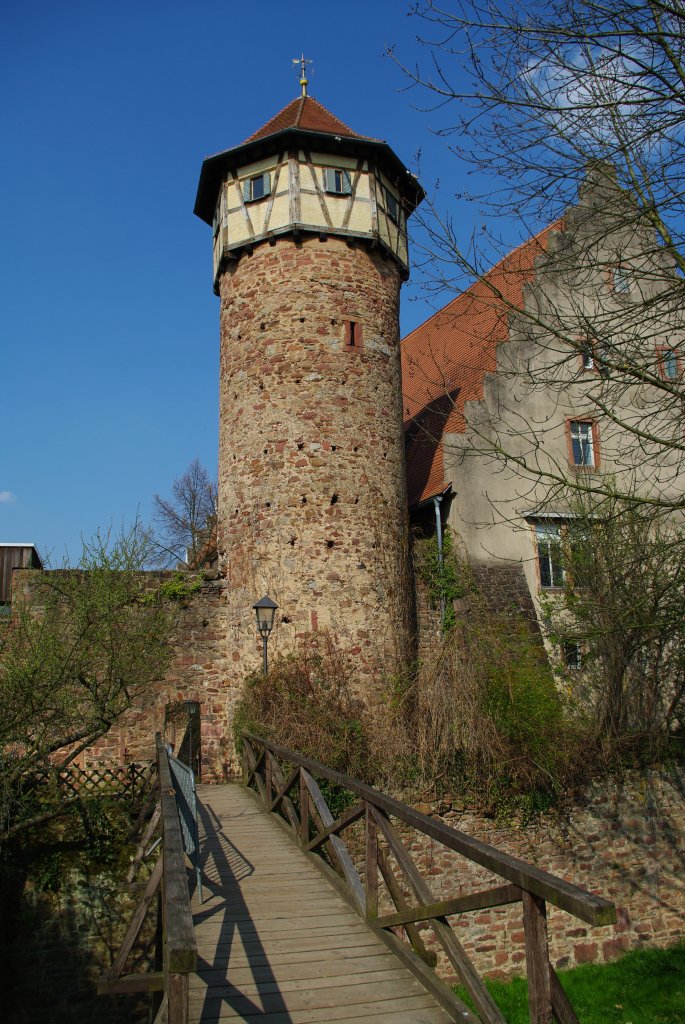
[243,95,377,144]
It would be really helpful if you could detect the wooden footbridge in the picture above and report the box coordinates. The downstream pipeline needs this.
[102,735,616,1024]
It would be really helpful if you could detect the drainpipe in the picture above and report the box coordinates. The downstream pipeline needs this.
[433,494,445,625]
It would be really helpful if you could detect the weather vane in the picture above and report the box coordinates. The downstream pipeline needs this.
[292,54,313,97]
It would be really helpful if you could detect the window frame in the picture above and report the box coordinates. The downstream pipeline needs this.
[576,337,598,373]
[534,522,565,591]
[243,172,271,204]
[577,337,609,377]
[212,194,222,239]
[531,517,594,593]
[610,263,631,295]
[656,346,681,381]
[323,168,352,195]
[566,418,600,469]
[343,319,364,350]
[562,641,582,669]
[385,188,400,224]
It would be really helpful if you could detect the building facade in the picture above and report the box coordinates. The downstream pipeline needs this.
[402,168,684,617]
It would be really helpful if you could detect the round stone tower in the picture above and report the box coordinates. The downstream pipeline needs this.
[194,92,424,699]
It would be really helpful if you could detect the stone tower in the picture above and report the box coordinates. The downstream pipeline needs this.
[194,92,424,703]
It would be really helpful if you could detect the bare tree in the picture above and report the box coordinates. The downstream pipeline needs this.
[393,2,685,760]
[152,458,217,568]
[539,491,685,747]
[396,0,685,517]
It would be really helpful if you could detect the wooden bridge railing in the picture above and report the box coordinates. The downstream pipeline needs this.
[98,735,197,1024]
[243,731,617,1024]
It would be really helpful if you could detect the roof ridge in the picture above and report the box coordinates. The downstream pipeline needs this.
[292,95,307,129]
[242,94,374,145]
[242,98,298,145]
[301,95,355,134]
[401,218,564,346]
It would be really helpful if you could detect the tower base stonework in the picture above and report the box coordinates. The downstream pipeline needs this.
[217,235,415,715]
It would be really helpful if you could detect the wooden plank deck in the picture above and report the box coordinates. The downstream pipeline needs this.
[190,784,452,1023]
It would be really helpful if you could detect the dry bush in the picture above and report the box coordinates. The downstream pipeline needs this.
[233,632,372,780]
[234,611,581,816]
[398,600,580,808]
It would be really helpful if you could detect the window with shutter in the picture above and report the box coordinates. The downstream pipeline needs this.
[324,168,352,195]
[243,172,271,203]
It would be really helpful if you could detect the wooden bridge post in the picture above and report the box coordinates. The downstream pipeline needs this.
[522,891,553,1024]
[299,768,309,846]
[365,802,378,920]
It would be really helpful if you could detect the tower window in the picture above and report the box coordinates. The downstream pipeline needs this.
[385,189,400,224]
[212,194,222,238]
[323,168,352,195]
[243,172,271,203]
[343,320,363,349]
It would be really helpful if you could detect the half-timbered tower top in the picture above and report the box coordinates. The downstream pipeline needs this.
[194,94,424,291]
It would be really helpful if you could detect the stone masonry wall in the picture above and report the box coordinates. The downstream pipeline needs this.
[10,569,234,783]
[469,562,542,629]
[398,770,685,980]
[86,574,233,781]
[216,235,415,747]
[407,560,682,977]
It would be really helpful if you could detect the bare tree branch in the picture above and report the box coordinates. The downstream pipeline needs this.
[152,458,217,567]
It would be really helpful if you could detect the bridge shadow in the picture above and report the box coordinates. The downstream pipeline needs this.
[192,798,293,1023]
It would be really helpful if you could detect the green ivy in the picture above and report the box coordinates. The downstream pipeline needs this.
[140,571,204,605]
[415,528,473,631]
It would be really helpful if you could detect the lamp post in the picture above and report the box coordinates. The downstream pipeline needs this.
[253,595,278,676]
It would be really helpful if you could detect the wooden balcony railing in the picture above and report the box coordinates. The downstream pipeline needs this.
[243,731,616,1024]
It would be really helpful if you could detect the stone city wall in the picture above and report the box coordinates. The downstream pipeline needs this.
[399,769,684,980]
[11,568,236,782]
[86,573,234,781]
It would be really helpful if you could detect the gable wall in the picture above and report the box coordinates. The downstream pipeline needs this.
[439,183,684,603]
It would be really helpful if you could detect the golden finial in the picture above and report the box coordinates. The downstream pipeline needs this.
[292,54,313,97]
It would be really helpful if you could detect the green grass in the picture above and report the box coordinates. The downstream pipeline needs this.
[455,944,685,1023]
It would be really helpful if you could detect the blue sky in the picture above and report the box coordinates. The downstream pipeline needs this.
[1,0,486,563]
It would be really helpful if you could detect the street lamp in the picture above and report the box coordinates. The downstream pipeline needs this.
[253,595,278,676]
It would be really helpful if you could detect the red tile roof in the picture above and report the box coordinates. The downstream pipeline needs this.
[243,95,377,145]
[401,220,563,506]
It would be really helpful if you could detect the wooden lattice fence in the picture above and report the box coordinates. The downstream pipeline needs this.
[34,762,154,803]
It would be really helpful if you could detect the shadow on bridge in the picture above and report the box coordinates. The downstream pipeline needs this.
[191,800,293,1023]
